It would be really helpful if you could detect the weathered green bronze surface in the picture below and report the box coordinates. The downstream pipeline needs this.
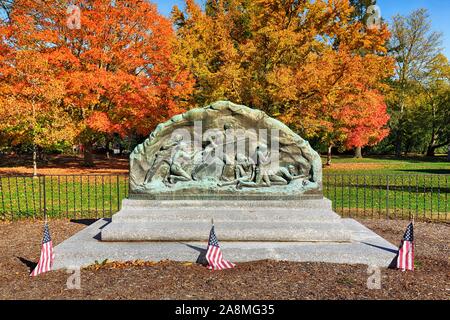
[130,101,322,199]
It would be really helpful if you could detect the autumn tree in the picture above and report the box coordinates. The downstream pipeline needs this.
[398,54,450,157]
[348,0,385,158]
[173,0,394,164]
[0,1,77,175]
[388,8,443,157]
[172,0,247,107]
[0,48,76,175]
[5,0,194,166]
[422,55,450,156]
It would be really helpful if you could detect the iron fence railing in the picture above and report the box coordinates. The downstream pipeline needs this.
[0,174,448,222]
[0,175,128,221]
[324,174,449,221]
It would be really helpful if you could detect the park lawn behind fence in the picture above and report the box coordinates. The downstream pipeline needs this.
[0,173,448,222]
[0,175,129,221]
[324,173,449,221]
[322,155,450,175]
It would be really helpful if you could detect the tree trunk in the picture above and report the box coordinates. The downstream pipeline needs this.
[83,142,95,167]
[426,132,437,157]
[32,147,37,177]
[404,140,412,156]
[427,140,450,157]
[354,146,363,158]
[32,98,37,176]
[105,137,111,159]
[326,144,332,166]
[447,145,450,162]
[395,129,402,158]
[426,145,436,157]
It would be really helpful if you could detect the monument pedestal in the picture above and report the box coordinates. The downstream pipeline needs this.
[53,213,398,270]
[100,198,352,242]
[52,102,398,269]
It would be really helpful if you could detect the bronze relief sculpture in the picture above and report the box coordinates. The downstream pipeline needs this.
[130,101,322,199]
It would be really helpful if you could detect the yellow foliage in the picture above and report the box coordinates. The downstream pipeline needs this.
[173,0,395,148]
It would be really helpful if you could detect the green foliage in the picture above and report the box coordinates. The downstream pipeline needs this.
[385,9,449,157]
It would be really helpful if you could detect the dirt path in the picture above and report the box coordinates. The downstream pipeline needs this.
[0,155,129,176]
[0,218,448,300]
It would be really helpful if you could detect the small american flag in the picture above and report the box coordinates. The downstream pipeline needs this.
[206,225,235,270]
[30,223,55,277]
[397,222,414,271]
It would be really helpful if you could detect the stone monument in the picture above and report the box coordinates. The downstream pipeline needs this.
[53,101,397,269]
[128,100,322,199]
[101,101,350,242]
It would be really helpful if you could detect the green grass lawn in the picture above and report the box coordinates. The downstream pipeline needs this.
[322,155,449,220]
[322,155,449,175]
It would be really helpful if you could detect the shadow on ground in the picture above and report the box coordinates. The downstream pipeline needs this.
[399,169,450,175]
[70,219,98,226]
[17,257,37,273]
[183,243,207,265]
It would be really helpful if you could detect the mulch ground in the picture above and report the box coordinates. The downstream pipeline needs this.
[0,218,448,300]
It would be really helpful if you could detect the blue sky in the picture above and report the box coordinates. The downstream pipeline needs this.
[378,0,450,58]
[154,0,450,58]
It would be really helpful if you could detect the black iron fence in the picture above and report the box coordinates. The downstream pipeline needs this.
[0,175,128,221]
[324,174,449,221]
[0,174,448,222]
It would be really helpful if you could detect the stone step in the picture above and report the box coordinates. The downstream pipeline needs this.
[111,208,342,223]
[100,221,351,242]
[120,198,332,210]
[53,219,398,270]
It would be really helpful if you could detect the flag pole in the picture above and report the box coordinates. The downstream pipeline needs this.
[211,218,214,226]
[42,175,47,224]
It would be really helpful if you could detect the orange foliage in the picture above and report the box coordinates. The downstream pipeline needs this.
[1,0,393,154]
[0,15,75,148]
[173,0,394,150]
[2,0,194,147]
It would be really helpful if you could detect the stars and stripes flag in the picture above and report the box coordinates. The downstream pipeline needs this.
[30,223,55,277]
[206,225,235,270]
[396,222,414,271]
